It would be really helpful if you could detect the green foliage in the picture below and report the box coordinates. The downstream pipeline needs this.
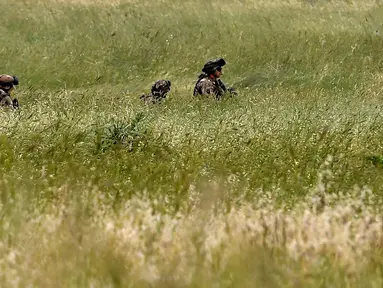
[97,112,147,152]
[1,0,383,286]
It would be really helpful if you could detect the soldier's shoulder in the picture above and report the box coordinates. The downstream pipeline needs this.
[198,77,214,84]
[0,88,7,96]
[153,79,169,87]
[152,79,171,92]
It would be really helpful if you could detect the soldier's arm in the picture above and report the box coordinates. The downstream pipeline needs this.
[0,89,6,99]
[0,95,14,108]
[218,80,238,96]
[217,79,227,92]
[0,90,14,108]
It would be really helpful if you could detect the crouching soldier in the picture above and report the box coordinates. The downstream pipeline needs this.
[0,74,19,109]
[140,80,171,104]
[193,58,237,100]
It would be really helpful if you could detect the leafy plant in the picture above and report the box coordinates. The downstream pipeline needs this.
[97,112,147,152]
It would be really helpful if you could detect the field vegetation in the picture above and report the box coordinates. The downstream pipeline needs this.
[2,0,383,286]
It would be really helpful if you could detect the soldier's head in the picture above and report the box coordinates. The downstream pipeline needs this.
[151,79,171,97]
[202,58,226,79]
[0,74,19,93]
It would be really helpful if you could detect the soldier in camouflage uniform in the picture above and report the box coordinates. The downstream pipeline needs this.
[193,58,237,99]
[140,80,171,104]
[0,74,19,109]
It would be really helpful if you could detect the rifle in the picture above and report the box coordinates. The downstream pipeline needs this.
[217,79,238,96]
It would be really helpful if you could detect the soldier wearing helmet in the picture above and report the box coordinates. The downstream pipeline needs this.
[193,58,237,99]
[0,74,19,109]
[140,80,171,104]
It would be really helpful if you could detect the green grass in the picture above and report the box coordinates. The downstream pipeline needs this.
[1,0,383,287]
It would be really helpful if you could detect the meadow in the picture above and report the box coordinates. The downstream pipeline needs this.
[1,0,383,286]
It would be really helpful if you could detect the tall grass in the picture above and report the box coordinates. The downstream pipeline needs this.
[1,0,383,287]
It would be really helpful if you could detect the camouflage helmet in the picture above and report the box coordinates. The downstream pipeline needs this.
[151,79,171,96]
[202,58,226,74]
[0,74,19,88]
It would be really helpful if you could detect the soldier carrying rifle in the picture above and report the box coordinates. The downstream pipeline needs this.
[193,58,237,99]
[0,74,19,109]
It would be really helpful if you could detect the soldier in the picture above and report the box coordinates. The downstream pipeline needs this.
[0,74,19,109]
[193,58,237,99]
[140,79,171,104]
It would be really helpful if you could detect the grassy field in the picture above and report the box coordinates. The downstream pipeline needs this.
[1,0,383,287]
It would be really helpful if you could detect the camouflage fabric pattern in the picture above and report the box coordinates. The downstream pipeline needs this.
[140,80,171,104]
[193,58,237,99]
[0,75,19,109]
[193,74,226,99]
[0,88,14,108]
[193,74,237,99]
